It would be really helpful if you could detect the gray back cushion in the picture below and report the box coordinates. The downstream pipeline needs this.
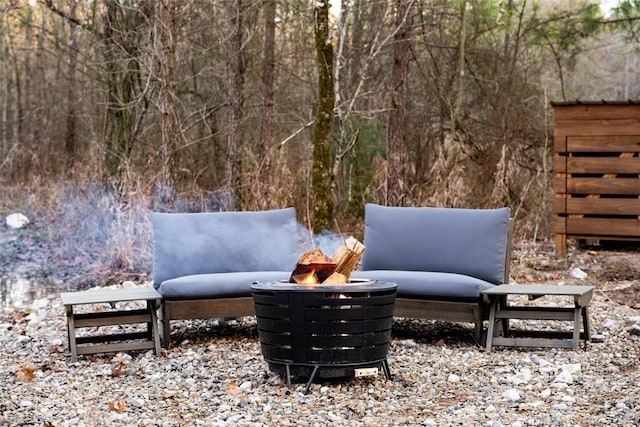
[361,204,510,285]
[151,208,299,288]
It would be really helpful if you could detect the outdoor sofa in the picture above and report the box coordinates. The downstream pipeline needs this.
[352,203,512,344]
[150,207,300,347]
[151,204,512,347]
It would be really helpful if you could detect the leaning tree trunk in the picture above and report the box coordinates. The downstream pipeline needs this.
[311,1,335,232]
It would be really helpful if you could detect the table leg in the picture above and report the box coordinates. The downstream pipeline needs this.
[500,296,510,337]
[160,303,171,349]
[582,306,591,348]
[485,298,498,352]
[572,307,581,350]
[65,305,78,362]
[149,299,161,356]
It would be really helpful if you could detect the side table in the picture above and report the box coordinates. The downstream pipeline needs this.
[60,287,162,361]
[482,284,595,352]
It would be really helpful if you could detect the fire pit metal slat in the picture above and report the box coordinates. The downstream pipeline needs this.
[302,291,397,304]
[258,345,391,362]
[251,318,291,332]
[251,280,397,394]
[303,319,390,334]
[303,330,392,347]
[303,305,394,321]
[304,346,391,363]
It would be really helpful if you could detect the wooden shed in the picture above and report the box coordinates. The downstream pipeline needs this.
[553,100,640,256]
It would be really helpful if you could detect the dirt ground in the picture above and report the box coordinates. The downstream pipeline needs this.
[509,239,640,310]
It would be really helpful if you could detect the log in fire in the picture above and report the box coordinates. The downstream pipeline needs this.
[289,236,365,285]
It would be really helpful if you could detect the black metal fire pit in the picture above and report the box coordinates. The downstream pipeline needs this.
[251,279,397,394]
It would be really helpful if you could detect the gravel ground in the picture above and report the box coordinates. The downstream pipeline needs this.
[1,281,639,427]
[3,191,640,426]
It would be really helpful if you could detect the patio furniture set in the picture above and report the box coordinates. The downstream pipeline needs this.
[60,204,595,372]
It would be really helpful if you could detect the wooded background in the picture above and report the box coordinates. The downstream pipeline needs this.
[1,0,639,238]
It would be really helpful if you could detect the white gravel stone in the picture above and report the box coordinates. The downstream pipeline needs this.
[503,388,521,402]
[6,212,29,229]
[447,374,460,382]
[615,401,629,411]
[569,267,588,279]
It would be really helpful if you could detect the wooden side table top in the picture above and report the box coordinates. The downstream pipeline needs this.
[482,284,595,306]
[60,286,162,306]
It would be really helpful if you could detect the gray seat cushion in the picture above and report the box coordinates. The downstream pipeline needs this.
[360,204,510,285]
[351,270,495,299]
[157,271,291,299]
[151,208,299,297]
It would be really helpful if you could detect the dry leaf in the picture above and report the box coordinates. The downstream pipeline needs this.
[110,353,130,377]
[16,365,37,382]
[9,311,28,324]
[112,353,131,365]
[87,355,102,363]
[40,361,57,374]
[110,362,127,378]
[226,381,241,396]
[108,399,127,413]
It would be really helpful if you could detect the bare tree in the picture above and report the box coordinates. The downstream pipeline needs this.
[64,0,78,171]
[257,0,276,206]
[310,0,335,232]
[385,0,413,206]
[225,0,244,209]
[101,1,151,189]
[155,0,178,207]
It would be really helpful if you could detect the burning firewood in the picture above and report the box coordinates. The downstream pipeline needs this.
[297,248,332,264]
[290,236,365,285]
[331,236,366,278]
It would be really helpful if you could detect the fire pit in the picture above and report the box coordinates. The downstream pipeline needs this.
[251,279,397,394]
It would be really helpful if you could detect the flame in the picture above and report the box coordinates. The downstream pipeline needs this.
[290,262,335,285]
[295,272,320,285]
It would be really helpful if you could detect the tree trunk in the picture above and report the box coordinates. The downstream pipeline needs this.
[311,1,335,232]
[0,10,5,156]
[258,0,276,207]
[450,0,467,138]
[225,0,244,210]
[386,0,412,206]
[101,2,149,189]
[64,0,79,172]
[156,0,178,208]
